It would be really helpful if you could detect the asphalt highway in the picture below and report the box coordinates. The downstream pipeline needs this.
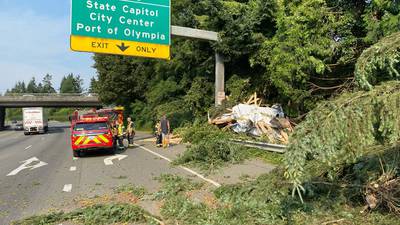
[0,122,216,224]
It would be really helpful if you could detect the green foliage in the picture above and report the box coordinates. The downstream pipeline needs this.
[157,168,399,225]
[176,123,228,144]
[11,212,65,225]
[154,174,203,200]
[364,0,400,43]
[174,123,284,171]
[284,81,400,195]
[6,108,22,121]
[114,184,147,199]
[174,124,243,171]
[130,100,155,130]
[48,108,74,121]
[184,77,214,118]
[13,203,148,225]
[26,77,39,93]
[355,31,400,90]
[175,123,285,170]
[59,73,83,93]
[7,81,26,93]
[157,169,290,225]
[41,74,56,93]
[65,204,147,225]
[174,137,246,171]
[226,74,251,103]
[253,0,360,114]
[6,74,56,94]
[89,77,98,93]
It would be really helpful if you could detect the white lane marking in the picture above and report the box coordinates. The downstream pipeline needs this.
[63,184,72,192]
[134,144,221,187]
[7,157,48,176]
[24,145,32,150]
[104,154,128,166]
[69,166,77,171]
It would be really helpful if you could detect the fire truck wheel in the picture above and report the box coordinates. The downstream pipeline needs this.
[73,150,81,157]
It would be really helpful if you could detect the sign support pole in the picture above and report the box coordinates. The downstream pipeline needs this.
[215,53,225,106]
[171,26,225,106]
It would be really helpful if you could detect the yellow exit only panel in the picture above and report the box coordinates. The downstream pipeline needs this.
[70,35,170,60]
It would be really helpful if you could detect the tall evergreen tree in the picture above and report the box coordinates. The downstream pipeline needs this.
[60,74,83,93]
[89,77,98,93]
[41,74,56,93]
[26,77,38,93]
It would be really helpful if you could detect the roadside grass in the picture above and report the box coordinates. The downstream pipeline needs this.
[14,184,161,225]
[153,174,203,200]
[13,170,399,225]
[155,171,399,225]
[114,184,148,199]
[12,203,149,225]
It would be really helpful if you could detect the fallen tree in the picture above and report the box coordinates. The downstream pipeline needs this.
[355,31,400,90]
[284,81,400,208]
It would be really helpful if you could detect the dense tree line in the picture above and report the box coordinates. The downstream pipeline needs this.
[92,0,399,128]
[5,74,84,121]
[6,74,83,94]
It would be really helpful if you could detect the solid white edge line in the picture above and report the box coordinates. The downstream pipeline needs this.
[178,165,221,187]
[134,144,221,187]
[63,184,72,192]
[25,145,32,150]
[70,166,77,171]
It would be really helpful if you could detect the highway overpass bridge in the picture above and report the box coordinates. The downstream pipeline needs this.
[0,94,102,129]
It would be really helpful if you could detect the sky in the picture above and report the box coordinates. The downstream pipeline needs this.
[0,0,96,94]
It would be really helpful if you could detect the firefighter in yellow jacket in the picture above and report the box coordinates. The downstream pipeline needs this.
[113,120,124,150]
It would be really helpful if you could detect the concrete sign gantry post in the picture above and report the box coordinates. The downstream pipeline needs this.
[70,0,171,59]
[171,26,225,106]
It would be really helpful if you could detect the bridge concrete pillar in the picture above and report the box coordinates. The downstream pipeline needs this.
[0,107,5,130]
[215,53,225,106]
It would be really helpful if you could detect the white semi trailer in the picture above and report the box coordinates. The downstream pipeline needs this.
[23,107,48,135]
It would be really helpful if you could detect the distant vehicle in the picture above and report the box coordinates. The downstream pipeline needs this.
[14,123,23,131]
[71,117,114,157]
[11,120,17,124]
[23,107,48,135]
[22,94,34,97]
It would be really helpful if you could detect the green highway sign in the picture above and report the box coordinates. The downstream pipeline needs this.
[71,0,171,46]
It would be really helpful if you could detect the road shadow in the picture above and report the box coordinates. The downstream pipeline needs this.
[80,148,117,158]
[46,127,66,134]
[134,135,155,141]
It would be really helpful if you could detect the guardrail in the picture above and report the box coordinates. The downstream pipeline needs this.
[230,139,287,153]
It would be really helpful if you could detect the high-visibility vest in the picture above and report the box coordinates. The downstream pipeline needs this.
[117,124,124,136]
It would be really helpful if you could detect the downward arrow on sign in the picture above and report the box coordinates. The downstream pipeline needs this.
[104,154,128,166]
[116,42,130,52]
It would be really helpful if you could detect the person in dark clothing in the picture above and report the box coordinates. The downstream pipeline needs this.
[160,115,170,148]
[155,120,162,147]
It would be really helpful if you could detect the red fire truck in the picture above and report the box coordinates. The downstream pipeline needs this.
[71,116,114,157]
[69,107,125,157]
